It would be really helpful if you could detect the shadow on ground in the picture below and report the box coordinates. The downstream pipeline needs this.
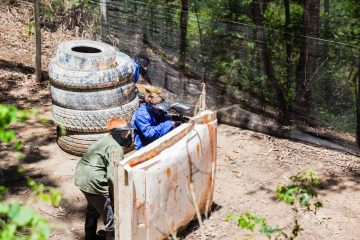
[0,65,50,110]
[176,202,223,239]
[244,168,360,202]
[0,124,57,196]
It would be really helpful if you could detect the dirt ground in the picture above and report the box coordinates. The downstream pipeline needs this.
[1,2,359,240]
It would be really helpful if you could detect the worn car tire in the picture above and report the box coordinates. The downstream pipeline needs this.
[56,40,117,71]
[52,96,139,133]
[57,130,135,156]
[50,83,137,110]
[49,52,134,90]
[57,131,107,156]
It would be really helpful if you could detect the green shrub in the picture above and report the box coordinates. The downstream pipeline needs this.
[227,169,323,239]
[0,105,61,240]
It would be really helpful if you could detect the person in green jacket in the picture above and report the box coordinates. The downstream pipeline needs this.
[75,118,134,240]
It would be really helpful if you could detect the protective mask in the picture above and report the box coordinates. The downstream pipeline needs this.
[110,128,133,148]
[152,101,171,116]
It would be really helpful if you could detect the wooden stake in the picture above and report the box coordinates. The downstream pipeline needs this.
[357,55,360,148]
[194,83,207,115]
[189,183,206,240]
[34,0,42,82]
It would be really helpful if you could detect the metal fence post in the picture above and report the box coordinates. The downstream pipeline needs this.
[100,0,108,41]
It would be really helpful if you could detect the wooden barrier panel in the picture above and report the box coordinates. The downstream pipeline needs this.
[114,110,217,240]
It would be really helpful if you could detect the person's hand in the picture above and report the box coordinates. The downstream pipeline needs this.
[172,121,182,128]
[171,115,183,122]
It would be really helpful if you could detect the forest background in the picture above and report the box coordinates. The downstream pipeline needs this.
[100,0,360,148]
[20,0,360,150]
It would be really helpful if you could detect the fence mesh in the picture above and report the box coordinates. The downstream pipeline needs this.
[97,0,360,147]
[4,0,358,148]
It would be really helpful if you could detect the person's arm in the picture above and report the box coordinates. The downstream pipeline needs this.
[105,146,124,185]
[134,111,174,141]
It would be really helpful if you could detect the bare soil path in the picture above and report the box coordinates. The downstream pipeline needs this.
[0,2,359,240]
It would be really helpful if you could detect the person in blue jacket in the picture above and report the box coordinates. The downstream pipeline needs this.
[131,93,180,150]
[132,53,150,83]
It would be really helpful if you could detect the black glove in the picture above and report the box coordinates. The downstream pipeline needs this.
[171,115,184,122]
[173,121,182,127]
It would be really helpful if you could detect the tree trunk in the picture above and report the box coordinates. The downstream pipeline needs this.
[324,0,330,38]
[179,0,189,69]
[357,57,360,148]
[149,2,155,39]
[294,0,320,122]
[251,0,288,119]
[284,0,292,90]
[320,0,334,108]
[164,0,170,47]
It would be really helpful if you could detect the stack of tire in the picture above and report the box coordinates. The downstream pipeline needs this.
[49,40,138,156]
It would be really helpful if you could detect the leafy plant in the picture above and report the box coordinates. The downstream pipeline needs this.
[27,20,35,37]
[39,0,100,37]
[276,169,323,212]
[0,105,61,240]
[0,105,35,149]
[40,0,65,22]
[227,169,323,239]
[0,202,50,240]
[27,179,61,208]
[226,212,284,239]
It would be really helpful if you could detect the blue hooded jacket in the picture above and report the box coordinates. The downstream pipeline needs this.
[131,103,174,150]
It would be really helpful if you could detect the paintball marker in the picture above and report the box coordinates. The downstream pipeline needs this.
[137,89,191,123]
[169,103,191,123]
[153,102,191,123]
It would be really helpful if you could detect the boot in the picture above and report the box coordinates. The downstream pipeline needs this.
[106,231,115,240]
[85,234,105,240]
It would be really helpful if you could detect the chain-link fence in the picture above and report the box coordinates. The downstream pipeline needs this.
[94,0,360,150]
[4,0,359,150]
